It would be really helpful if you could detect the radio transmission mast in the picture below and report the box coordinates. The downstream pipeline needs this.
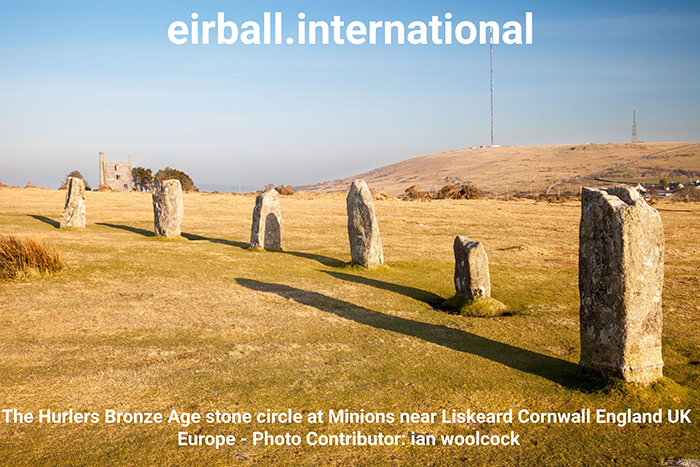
[490,29,494,147]
[631,110,638,143]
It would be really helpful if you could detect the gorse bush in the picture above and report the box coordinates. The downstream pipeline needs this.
[0,235,63,280]
[132,166,154,191]
[437,184,482,200]
[154,167,198,192]
[60,171,91,190]
[403,184,483,201]
[404,185,432,201]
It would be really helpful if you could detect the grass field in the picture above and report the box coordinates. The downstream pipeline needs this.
[1,187,699,466]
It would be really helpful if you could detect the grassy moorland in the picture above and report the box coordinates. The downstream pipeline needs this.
[0,187,698,466]
[299,142,700,196]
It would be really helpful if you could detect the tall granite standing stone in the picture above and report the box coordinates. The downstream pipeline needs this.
[152,179,183,237]
[60,177,86,228]
[453,236,491,299]
[579,185,664,384]
[250,189,283,250]
[347,180,384,268]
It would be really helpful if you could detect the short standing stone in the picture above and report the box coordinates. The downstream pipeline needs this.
[60,177,86,228]
[347,180,384,268]
[579,185,664,384]
[152,179,183,237]
[453,236,491,299]
[250,189,283,250]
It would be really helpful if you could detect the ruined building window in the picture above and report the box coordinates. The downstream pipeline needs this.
[115,165,119,171]
[116,174,121,180]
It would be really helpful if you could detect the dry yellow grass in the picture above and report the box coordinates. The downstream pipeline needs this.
[0,187,698,465]
[0,234,62,279]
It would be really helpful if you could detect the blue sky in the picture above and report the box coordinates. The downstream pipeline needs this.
[1,0,699,190]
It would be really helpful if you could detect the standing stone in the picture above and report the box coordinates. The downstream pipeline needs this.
[60,177,86,228]
[152,179,183,237]
[347,180,384,268]
[453,236,491,299]
[579,185,664,384]
[250,189,283,250]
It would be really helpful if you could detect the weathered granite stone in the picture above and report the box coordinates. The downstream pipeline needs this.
[453,236,491,299]
[60,177,86,228]
[579,185,664,384]
[250,189,283,250]
[663,458,700,467]
[347,180,384,268]
[152,179,183,237]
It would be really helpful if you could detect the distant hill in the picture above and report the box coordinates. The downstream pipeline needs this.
[295,142,700,196]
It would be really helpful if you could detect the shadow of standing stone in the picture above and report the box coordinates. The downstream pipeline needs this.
[347,180,383,268]
[250,189,283,250]
[60,177,86,228]
[152,179,183,237]
[579,185,664,384]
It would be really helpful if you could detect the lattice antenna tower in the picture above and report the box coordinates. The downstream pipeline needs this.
[631,110,638,143]
[490,29,494,147]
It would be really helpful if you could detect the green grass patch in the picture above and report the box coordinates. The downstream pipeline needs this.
[441,296,510,317]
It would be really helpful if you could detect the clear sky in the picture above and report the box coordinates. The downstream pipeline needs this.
[1,0,699,191]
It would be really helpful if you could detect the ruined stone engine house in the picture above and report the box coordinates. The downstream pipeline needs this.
[99,152,133,191]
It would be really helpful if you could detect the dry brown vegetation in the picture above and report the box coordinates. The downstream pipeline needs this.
[404,185,432,201]
[297,142,700,196]
[275,184,295,196]
[438,184,483,200]
[0,187,698,465]
[404,184,483,201]
[672,186,700,201]
[0,234,62,280]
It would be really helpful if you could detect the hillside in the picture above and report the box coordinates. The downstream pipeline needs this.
[296,142,700,196]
